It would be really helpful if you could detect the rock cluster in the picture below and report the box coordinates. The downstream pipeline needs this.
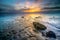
[33,22,56,40]
[0,17,45,40]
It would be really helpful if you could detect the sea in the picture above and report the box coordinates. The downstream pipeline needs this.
[0,10,60,40]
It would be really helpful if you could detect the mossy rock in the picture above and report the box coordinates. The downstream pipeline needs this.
[33,22,47,30]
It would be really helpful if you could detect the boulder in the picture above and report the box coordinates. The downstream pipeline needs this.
[46,31,56,38]
[33,22,47,30]
[21,16,24,18]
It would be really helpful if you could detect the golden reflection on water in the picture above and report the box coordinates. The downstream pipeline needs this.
[22,13,48,23]
[24,13,45,19]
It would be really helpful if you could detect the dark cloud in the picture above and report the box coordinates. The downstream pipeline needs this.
[43,6,60,9]
[0,4,14,11]
[40,0,60,10]
[43,0,60,6]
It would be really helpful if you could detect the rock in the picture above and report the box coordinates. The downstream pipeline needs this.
[11,30,17,34]
[21,16,24,18]
[35,16,42,19]
[46,31,56,38]
[33,22,47,30]
[41,32,46,36]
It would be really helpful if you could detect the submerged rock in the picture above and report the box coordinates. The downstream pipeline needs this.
[33,22,47,30]
[46,31,56,38]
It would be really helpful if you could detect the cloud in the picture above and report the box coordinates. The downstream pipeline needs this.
[0,3,14,12]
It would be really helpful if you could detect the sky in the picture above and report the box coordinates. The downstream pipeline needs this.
[0,0,60,6]
[0,0,60,11]
[0,0,34,6]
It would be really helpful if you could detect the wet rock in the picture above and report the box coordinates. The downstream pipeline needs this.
[33,22,47,30]
[21,37,27,40]
[11,30,17,34]
[41,32,46,36]
[35,16,42,18]
[21,16,24,18]
[46,31,56,38]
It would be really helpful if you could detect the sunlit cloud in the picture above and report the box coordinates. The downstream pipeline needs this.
[14,1,43,12]
[14,3,24,10]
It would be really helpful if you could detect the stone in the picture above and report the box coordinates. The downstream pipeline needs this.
[21,16,24,18]
[33,22,47,30]
[46,31,56,38]
[11,30,17,34]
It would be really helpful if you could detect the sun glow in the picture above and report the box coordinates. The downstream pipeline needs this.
[23,4,42,12]
[15,1,42,12]
[24,7,42,12]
